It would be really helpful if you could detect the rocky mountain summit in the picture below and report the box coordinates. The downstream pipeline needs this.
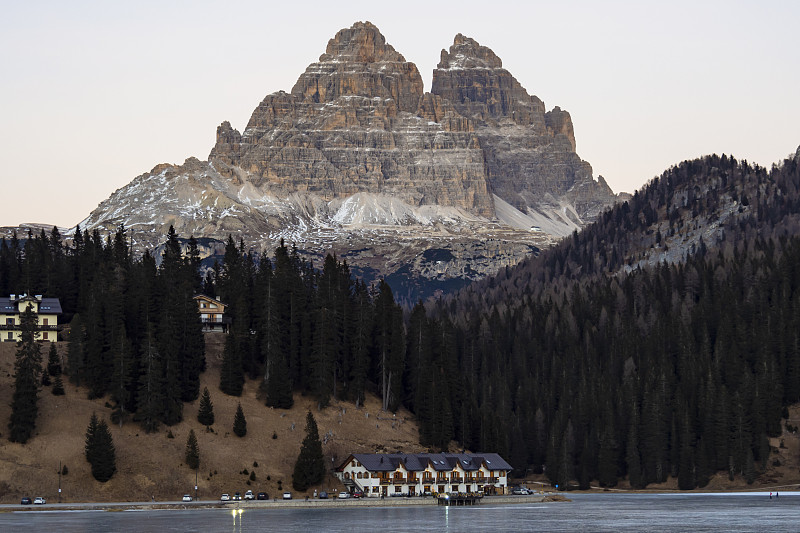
[59,22,625,300]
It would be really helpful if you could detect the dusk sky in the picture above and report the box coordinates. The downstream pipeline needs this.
[2,0,798,228]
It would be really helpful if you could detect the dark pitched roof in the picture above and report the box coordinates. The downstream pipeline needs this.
[340,453,512,473]
[38,298,62,314]
[0,297,62,315]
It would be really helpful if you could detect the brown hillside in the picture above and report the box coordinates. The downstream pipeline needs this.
[0,334,424,503]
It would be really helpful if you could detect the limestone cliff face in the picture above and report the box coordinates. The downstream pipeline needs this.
[431,34,616,218]
[209,21,493,217]
[72,22,624,300]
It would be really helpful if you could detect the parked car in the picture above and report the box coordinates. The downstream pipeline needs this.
[20,497,32,505]
[244,490,255,500]
[318,491,328,499]
[511,487,530,495]
[233,492,242,501]
[220,493,230,501]
[337,491,350,499]
[352,490,363,499]
[182,494,193,502]
[256,492,268,500]
[282,491,292,500]
[33,497,46,505]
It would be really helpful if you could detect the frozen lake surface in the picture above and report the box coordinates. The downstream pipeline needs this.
[2,492,799,532]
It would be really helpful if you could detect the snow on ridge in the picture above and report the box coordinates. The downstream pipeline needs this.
[329,193,478,227]
[493,194,578,238]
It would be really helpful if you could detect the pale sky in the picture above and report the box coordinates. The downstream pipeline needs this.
[1,0,798,228]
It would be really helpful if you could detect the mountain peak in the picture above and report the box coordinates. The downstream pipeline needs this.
[321,21,405,64]
[290,21,422,112]
[438,34,503,70]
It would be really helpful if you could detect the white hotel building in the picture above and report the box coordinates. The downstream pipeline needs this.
[336,453,511,497]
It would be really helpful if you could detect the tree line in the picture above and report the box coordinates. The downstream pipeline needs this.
[427,151,800,488]
[4,151,800,490]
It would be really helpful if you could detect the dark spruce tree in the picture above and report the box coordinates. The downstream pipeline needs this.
[66,314,85,386]
[8,305,43,443]
[84,413,116,482]
[51,374,65,396]
[136,326,164,433]
[197,387,215,428]
[219,334,244,396]
[292,411,325,491]
[47,343,61,376]
[185,429,200,470]
[233,403,247,437]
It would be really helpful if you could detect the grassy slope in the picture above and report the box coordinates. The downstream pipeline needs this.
[0,334,424,502]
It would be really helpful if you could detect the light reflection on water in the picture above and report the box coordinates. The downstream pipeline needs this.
[2,494,800,532]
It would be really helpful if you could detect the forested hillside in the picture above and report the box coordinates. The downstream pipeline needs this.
[0,228,407,436]
[1,226,208,432]
[3,150,800,491]
[426,150,800,489]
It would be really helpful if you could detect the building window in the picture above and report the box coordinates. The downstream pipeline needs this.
[43,318,48,326]
[394,486,401,493]
[6,318,12,325]
[372,487,379,493]
[42,332,48,341]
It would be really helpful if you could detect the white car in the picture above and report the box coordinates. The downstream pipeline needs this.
[244,490,254,500]
[220,493,230,501]
[182,494,193,502]
[33,497,46,505]
[338,492,350,499]
[282,491,292,500]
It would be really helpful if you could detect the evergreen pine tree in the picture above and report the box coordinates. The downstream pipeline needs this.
[66,314,85,386]
[84,413,98,461]
[292,411,325,491]
[219,334,244,396]
[85,413,116,482]
[233,403,247,437]
[8,305,43,443]
[47,343,61,376]
[197,387,215,428]
[185,429,200,470]
[51,374,65,396]
[136,327,163,433]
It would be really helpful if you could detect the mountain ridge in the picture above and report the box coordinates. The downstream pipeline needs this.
[2,22,625,301]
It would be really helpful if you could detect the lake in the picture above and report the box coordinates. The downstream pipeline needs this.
[3,493,799,532]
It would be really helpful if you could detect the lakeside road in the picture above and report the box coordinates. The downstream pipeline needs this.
[0,494,561,512]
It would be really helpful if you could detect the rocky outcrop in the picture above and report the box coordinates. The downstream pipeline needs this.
[71,21,625,300]
[431,34,617,218]
[432,33,547,130]
[209,22,493,217]
[291,22,423,113]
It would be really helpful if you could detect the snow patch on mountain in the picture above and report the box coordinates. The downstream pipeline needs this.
[493,194,580,237]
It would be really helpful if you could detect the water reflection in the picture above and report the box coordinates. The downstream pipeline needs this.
[2,494,800,532]
[231,507,244,532]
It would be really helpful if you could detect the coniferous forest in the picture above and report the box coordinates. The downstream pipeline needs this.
[2,151,800,490]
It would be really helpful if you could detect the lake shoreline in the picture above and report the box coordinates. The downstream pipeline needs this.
[3,493,567,512]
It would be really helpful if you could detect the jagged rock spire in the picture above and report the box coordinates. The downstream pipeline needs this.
[290,21,423,113]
